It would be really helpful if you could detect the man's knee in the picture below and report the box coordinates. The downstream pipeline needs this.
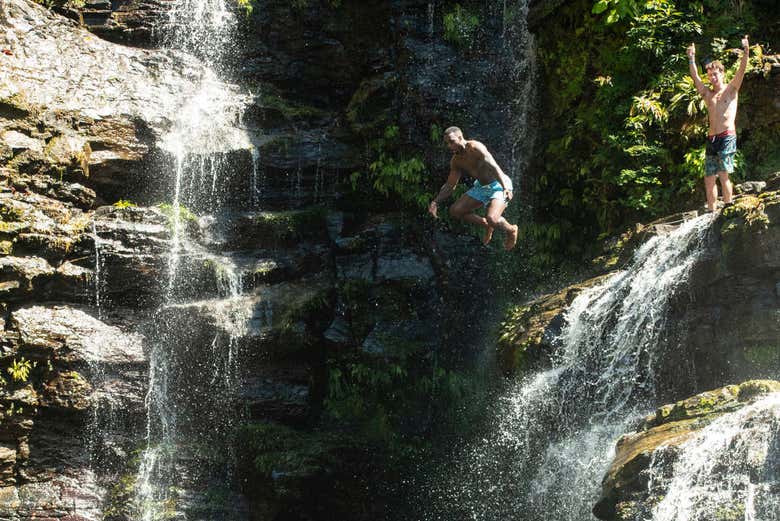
[448,205,463,220]
[486,214,501,227]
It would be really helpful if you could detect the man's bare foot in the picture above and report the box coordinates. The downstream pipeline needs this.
[504,224,518,251]
[482,226,494,245]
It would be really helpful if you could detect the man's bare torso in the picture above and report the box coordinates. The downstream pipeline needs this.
[705,86,738,135]
[451,141,501,184]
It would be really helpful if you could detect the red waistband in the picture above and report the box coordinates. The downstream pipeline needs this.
[708,129,736,140]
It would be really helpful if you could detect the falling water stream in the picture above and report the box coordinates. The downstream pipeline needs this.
[431,214,717,520]
[130,0,254,518]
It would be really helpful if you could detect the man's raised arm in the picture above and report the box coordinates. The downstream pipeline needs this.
[730,35,750,92]
[428,165,461,218]
[687,43,709,97]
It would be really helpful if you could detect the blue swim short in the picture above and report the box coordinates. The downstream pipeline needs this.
[465,179,513,206]
[705,133,737,177]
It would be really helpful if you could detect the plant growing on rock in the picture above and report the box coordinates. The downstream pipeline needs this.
[350,125,431,211]
[443,4,481,48]
[6,357,35,383]
[113,199,136,209]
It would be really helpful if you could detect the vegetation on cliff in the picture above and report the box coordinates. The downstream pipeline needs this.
[526,0,778,269]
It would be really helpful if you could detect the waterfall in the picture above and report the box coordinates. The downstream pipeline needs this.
[650,392,780,521]
[430,214,716,520]
[131,0,252,518]
[91,220,104,320]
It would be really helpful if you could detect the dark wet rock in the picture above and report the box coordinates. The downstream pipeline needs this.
[75,0,168,47]
[0,305,146,509]
[764,171,780,191]
[498,274,612,373]
[240,374,310,424]
[360,319,435,358]
[323,316,352,346]
[227,209,330,249]
[375,250,434,281]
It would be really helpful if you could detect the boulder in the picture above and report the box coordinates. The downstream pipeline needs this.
[594,380,780,521]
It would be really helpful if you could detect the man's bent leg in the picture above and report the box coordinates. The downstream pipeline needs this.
[704,175,718,211]
[450,195,488,228]
[486,199,518,251]
[718,171,733,204]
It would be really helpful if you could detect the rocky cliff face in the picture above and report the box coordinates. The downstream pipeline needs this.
[1,0,512,519]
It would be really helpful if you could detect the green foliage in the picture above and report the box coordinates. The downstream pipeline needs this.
[7,357,35,383]
[242,422,343,477]
[249,207,328,244]
[591,0,639,24]
[442,4,480,47]
[113,199,136,209]
[324,355,480,449]
[350,126,432,211]
[235,0,253,14]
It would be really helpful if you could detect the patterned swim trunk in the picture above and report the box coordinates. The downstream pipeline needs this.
[465,178,513,206]
[705,132,737,177]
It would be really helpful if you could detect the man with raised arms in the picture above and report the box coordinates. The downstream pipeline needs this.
[427,126,519,250]
[687,35,750,212]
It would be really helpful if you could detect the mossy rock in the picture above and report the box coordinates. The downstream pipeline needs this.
[596,380,780,520]
[497,273,612,373]
[345,73,398,136]
[233,208,329,248]
[252,82,330,125]
[239,421,369,503]
[0,91,33,119]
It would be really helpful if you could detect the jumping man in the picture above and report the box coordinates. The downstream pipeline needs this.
[428,127,519,250]
[687,35,750,212]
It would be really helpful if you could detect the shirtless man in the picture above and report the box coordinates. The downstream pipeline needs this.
[687,35,750,212]
[427,127,519,250]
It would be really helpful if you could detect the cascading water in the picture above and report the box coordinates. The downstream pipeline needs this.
[430,214,717,520]
[649,392,780,521]
[131,0,254,518]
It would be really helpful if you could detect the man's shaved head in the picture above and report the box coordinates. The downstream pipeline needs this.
[444,126,463,137]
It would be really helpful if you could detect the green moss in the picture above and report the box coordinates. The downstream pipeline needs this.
[113,199,136,209]
[0,221,25,234]
[743,344,779,367]
[714,502,745,521]
[345,75,397,135]
[0,240,12,255]
[442,3,481,48]
[249,207,328,244]
[736,379,780,402]
[157,202,198,230]
[103,474,136,519]
[260,91,326,121]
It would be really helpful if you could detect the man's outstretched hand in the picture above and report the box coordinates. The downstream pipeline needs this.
[742,35,749,50]
[428,201,439,218]
[687,43,696,58]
